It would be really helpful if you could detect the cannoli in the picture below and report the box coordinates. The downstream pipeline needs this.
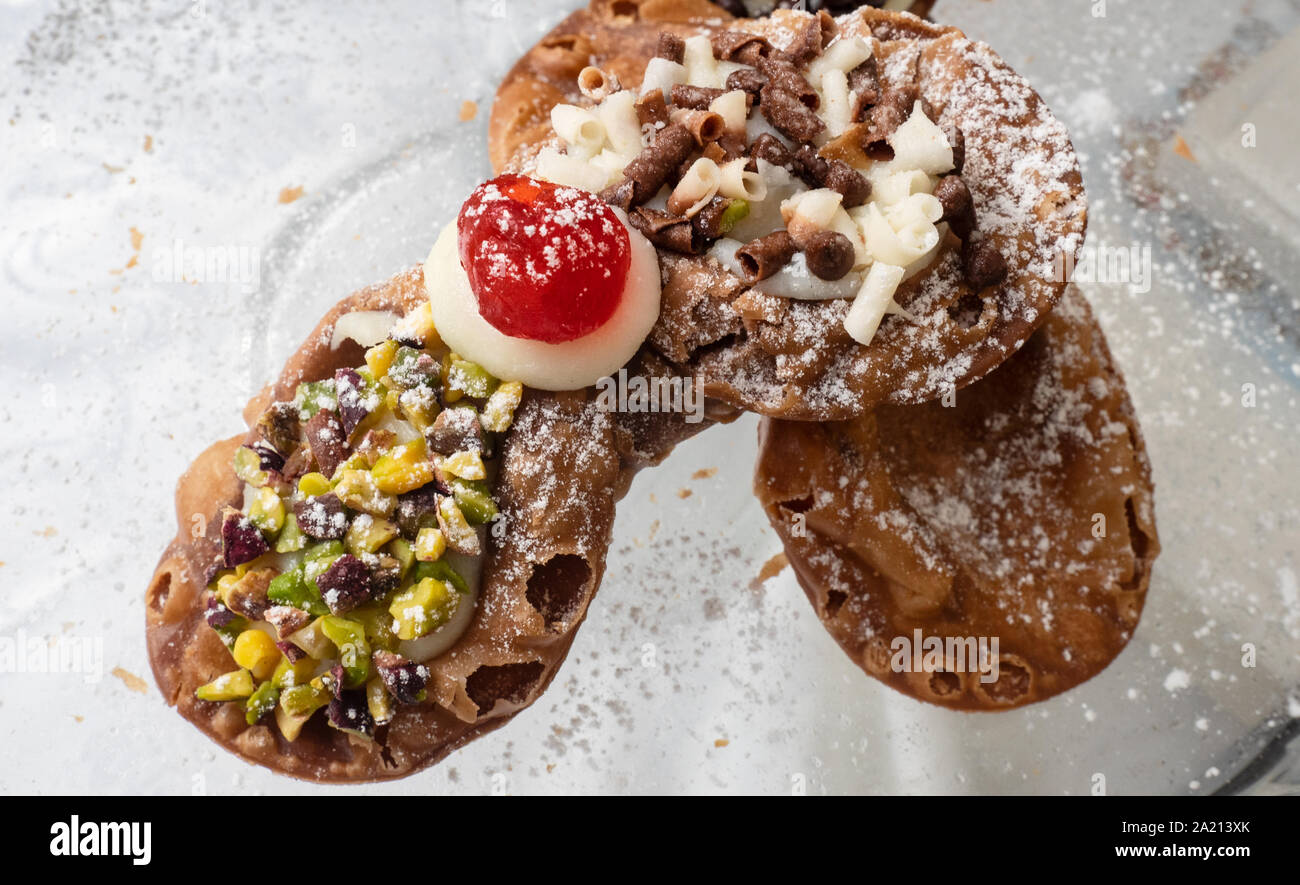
[753,288,1160,709]
[147,265,734,780]
[491,2,1087,419]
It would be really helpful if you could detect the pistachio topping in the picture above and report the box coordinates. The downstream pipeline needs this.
[198,307,517,742]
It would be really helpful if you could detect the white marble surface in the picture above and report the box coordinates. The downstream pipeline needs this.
[1,0,1297,795]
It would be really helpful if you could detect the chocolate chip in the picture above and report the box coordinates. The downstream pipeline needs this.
[963,240,1007,289]
[934,174,976,239]
[803,230,856,281]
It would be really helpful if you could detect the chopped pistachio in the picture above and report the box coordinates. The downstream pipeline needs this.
[389,577,458,640]
[279,680,331,718]
[274,512,307,553]
[267,567,328,618]
[442,450,486,481]
[334,469,397,516]
[232,629,280,680]
[294,379,337,419]
[414,527,446,562]
[275,704,313,742]
[287,618,335,660]
[371,438,435,495]
[233,446,269,487]
[350,604,399,652]
[366,676,395,726]
[298,472,333,497]
[398,386,439,433]
[272,654,316,690]
[480,381,523,433]
[196,668,255,702]
[386,346,438,391]
[450,478,498,525]
[447,357,497,399]
[412,559,470,595]
[392,301,439,349]
[245,680,280,725]
[719,197,750,234]
[345,514,400,557]
[318,616,370,688]
[385,538,415,579]
[437,495,482,555]
[248,486,286,536]
[365,340,399,380]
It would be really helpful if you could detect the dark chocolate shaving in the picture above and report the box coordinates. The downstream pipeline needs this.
[711,30,771,64]
[735,230,797,283]
[793,145,871,208]
[656,32,685,64]
[629,207,700,255]
[635,89,670,128]
[725,67,767,99]
[692,196,734,241]
[749,132,793,169]
[618,123,696,205]
[671,84,724,110]
[759,84,825,143]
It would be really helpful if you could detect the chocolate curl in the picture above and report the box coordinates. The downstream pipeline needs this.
[735,231,797,283]
[877,84,920,122]
[636,88,670,128]
[848,57,881,121]
[860,103,904,157]
[711,30,770,64]
[671,83,724,110]
[725,67,767,99]
[803,230,855,281]
[786,12,833,65]
[672,108,726,146]
[716,132,747,162]
[619,123,696,205]
[629,207,700,255]
[757,56,818,109]
[749,132,793,169]
[692,196,734,241]
[599,179,636,212]
[759,84,825,143]
[792,145,871,208]
[934,174,975,240]
[701,141,728,165]
[656,32,685,64]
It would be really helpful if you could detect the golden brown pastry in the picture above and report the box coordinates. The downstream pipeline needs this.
[754,287,1159,709]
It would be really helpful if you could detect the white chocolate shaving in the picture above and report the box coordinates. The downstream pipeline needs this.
[807,36,872,86]
[844,262,905,345]
[708,89,749,134]
[718,158,767,202]
[668,157,721,217]
[597,90,643,158]
[535,147,608,194]
[640,57,687,97]
[550,104,605,159]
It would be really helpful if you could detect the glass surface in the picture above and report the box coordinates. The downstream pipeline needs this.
[1,0,1296,795]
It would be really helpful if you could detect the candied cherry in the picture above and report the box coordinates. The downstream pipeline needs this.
[456,174,630,344]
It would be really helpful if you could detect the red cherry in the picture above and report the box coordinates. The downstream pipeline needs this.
[456,174,631,344]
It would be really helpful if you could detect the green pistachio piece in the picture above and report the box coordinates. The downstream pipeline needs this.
[195,668,255,702]
[366,676,395,726]
[294,379,337,419]
[279,681,331,718]
[389,577,458,640]
[350,604,400,653]
[450,478,498,525]
[244,680,280,725]
[718,197,750,234]
[318,616,370,688]
[412,559,469,595]
[447,358,497,400]
[267,567,329,618]
[274,512,307,553]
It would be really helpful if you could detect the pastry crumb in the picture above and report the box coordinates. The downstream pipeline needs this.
[112,667,149,694]
[714,738,729,748]
[459,100,478,122]
[677,488,692,499]
[752,552,789,588]
[691,467,718,480]
[278,185,305,204]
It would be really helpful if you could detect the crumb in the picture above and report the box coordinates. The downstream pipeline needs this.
[677,488,693,499]
[112,667,148,694]
[1172,134,1196,162]
[73,715,84,723]
[714,738,729,748]
[752,552,789,588]
[459,100,478,122]
[143,134,153,152]
[36,525,57,537]
[102,162,123,174]
[278,185,305,204]
[130,226,143,251]
[691,467,718,480]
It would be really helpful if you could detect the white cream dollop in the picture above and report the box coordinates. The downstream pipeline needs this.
[423,210,661,391]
